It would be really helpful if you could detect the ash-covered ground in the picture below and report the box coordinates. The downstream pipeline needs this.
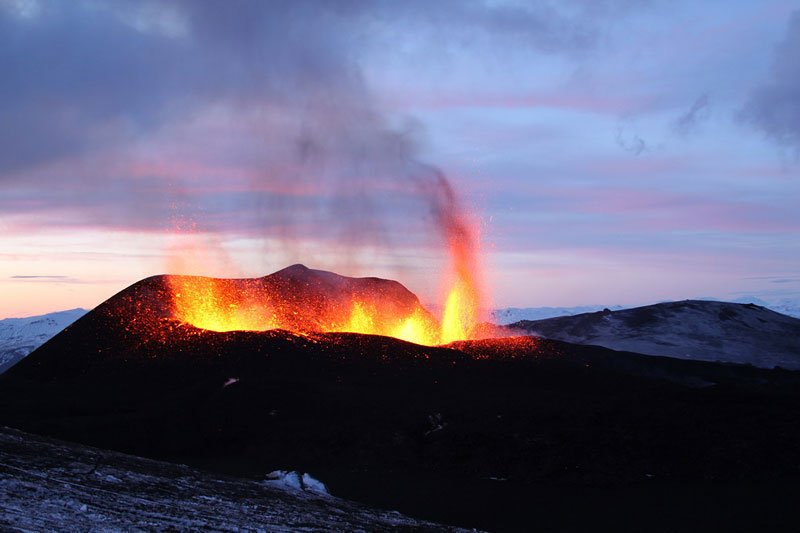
[0,426,464,532]
[3,270,800,531]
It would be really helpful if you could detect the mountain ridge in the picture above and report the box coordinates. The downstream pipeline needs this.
[509,299,800,369]
[0,308,87,374]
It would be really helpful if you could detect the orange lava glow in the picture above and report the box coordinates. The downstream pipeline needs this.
[166,173,487,346]
[167,269,483,346]
[440,277,479,344]
[344,301,440,345]
[170,277,276,333]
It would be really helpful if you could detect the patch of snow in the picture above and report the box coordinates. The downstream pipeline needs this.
[0,308,87,374]
[495,298,800,326]
[264,470,329,496]
[699,296,800,319]
[768,300,800,319]
[301,473,329,495]
[511,300,800,370]
[491,305,626,325]
[0,427,462,531]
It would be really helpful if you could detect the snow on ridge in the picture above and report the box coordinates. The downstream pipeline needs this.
[491,305,626,325]
[0,308,87,374]
[492,298,800,325]
[696,296,800,319]
[509,300,800,370]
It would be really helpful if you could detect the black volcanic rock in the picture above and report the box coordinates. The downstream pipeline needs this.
[2,275,800,531]
[509,299,800,369]
[0,426,463,531]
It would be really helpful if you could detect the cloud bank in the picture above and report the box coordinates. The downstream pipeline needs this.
[0,0,626,242]
[741,10,800,152]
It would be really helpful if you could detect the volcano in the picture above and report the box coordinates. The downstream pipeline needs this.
[66,263,480,347]
[76,263,439,338]
[2,266,800,531]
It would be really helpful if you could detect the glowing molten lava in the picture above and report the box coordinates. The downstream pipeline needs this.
[167,263,482,346]
[167,170,486,345]
[171,277,277,333]
[344,301,439,345]
[440,278,479,344]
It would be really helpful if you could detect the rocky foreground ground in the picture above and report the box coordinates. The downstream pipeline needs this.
[0,426,463,532]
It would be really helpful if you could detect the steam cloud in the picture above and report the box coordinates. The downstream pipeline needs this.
[673,94,710,137]
[0,0,634,300]
[741,10,800,152]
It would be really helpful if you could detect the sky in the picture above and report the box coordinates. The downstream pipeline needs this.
[1,0,799,318]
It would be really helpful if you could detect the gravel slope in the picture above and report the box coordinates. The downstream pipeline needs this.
[0,426,464,532]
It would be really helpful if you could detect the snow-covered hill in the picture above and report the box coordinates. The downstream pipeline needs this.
[771,302,800,319]
[509,300,800,370]
[0,309,87,374]
[730,297,800,319]
[491,305,626,325]
[492,299,800,325]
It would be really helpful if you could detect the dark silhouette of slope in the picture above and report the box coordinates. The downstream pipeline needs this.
[0,426,462,531]
[2,272,800,531]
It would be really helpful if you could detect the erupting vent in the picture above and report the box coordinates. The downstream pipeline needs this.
[164,168,487,346]
[166,264,482,346]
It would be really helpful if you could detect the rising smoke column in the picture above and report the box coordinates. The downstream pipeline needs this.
[180,1,489,338]
[415,165,484,341]
[0,1,489,337]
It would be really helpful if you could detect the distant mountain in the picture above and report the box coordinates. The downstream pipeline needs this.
[0,308,87,374]
[698,296,800,319]
[509,300,800,369]
[734,298,800,319]
[491,305,626,325]
[492,298,800,325]
[771,302,800,319]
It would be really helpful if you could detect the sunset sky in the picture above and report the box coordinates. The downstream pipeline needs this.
[1,0,799,318]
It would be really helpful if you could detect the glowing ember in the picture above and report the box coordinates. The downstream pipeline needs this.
[166,171,488,346]
[345,301,376,335]
[345,300,440,345]
[171,277,276,332]
[166,265,482,346]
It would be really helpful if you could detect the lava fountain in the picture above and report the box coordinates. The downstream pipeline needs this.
[167,265,456,346]
[166,166,486,346]
[166,176,485,347]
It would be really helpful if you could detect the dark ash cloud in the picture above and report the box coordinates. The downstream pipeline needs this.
[0,1,190,174]
[0,0,654,260]
[615,124,648,156]
[0,0,640,176]
[740,10,800,152]
[673,93,710,137]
